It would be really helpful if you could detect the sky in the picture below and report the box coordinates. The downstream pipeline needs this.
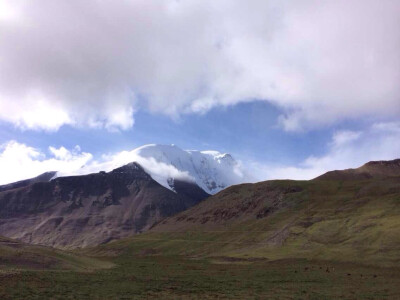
[0,0,399,185]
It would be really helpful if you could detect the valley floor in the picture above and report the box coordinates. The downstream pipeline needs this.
[1,251,399,299]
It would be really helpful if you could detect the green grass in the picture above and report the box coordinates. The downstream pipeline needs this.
[0,238,112,272]
[1,251,399,299]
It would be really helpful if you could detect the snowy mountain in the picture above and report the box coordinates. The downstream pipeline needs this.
[133,144,247,194]
[51,144,250,195]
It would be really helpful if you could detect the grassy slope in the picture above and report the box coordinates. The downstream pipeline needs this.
[100,177,400,267]
[0,236,112,272]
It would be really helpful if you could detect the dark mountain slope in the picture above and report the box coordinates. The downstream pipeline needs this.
[0,163,208,249]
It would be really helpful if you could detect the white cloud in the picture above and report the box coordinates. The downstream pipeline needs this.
[0,0,399,131]
[372,121,400,133]
[0,141,92,184]
[253,122,400,180]
[48,145,83,160]
[331,130,362,147]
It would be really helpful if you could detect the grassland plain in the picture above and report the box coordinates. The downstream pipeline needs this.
[1,250,400,299]
[1,176,400,299]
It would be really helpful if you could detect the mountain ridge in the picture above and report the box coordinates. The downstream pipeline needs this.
[0,171,56,193]
[314,158,400,181]
[0,162,209,248]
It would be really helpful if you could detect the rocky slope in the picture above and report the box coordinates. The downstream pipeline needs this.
[0,163,208,249]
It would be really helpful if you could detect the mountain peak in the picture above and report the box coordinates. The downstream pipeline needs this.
[109,162,152,181]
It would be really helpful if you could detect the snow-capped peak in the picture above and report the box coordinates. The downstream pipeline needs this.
[133,144,247,194]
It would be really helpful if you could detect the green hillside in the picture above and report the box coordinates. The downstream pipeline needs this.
[108,176,400,267]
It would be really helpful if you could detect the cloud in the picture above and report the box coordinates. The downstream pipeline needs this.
[372,121,400,133]
[253,122,400,180]
[331,131,362,148]
[0,0,399,131]
[0,141,92,184]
